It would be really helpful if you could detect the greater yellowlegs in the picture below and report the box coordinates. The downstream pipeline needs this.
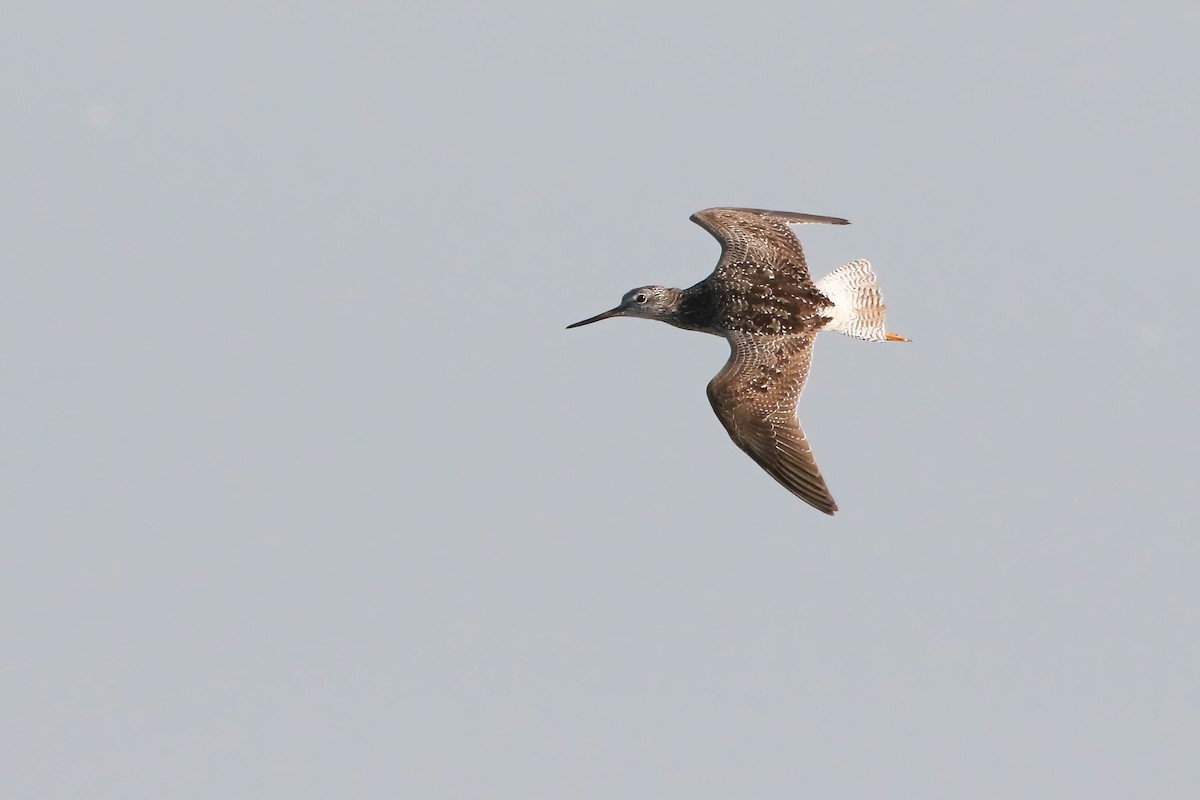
[567,207,907,515]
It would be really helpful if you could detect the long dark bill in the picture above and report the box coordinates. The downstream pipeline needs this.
[566,307,624,329]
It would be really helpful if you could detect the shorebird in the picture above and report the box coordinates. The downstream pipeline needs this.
[567,207,907,515]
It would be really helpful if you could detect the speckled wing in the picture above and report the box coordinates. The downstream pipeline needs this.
[706,331,837,515]
[689,208,847,335]
[690,207,848,284]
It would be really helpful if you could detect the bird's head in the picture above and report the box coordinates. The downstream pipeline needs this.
[566,285,677,328]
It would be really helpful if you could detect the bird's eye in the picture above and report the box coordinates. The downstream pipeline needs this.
[635,293,648,304]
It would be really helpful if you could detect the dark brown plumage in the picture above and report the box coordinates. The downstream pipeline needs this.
[568,207,905,515]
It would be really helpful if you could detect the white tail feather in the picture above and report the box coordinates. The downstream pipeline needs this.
[816,259,889,341]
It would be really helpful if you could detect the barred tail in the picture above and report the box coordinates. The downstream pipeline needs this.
[816,260,906,342]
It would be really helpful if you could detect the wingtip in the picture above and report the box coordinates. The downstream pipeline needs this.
[799,498,836,515]
[694,207,851,227]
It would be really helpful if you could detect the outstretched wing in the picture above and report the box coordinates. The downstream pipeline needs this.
[690,207,849,289]
[706,330,837,515]
[689,208,847,335]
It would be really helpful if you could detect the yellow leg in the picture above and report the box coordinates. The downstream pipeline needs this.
[885,333,910,342]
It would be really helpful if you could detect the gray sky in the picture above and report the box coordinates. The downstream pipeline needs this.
[3,1,1198,797]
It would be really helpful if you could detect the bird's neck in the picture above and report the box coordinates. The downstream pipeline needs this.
[662,285,723,334]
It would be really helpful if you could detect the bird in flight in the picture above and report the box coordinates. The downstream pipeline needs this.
[567,207,907,515]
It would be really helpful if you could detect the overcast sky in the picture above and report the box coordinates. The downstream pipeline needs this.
[3,1,1197,798]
